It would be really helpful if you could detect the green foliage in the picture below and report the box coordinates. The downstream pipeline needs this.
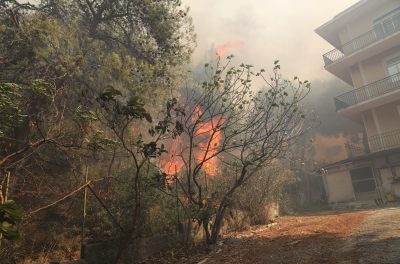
[31,79,52,99]
[0,200,22,240]
[86,131,120,152]
[141,188,178,235]
[98,86,152,122]
[74,105,98,122]
[0,83,24,137]
[98,85,123,101]
[0,2,194,258]
[126,96,153,123]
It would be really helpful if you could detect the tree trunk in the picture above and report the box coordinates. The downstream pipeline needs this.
[304,172,312,205]
[177,219,193,247]
[203,218,212,245]
[207,167,248,244]
[209,205,227,244]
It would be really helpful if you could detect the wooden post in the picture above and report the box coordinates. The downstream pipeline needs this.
[4,171,10,201]
[0,171,11,248]
[81,166,88,258]
[175,165,179,224]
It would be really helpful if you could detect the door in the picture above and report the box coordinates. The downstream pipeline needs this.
[350,167,377,201]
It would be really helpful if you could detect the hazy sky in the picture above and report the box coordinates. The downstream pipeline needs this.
[183,0,360,81]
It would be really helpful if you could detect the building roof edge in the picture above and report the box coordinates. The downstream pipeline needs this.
[315,0,369,34]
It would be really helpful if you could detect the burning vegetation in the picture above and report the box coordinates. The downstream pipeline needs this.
[161,105,223,177]
[0,1,320,263]
[151,58,311,245]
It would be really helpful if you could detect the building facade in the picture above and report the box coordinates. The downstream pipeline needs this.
[316,0,400,205]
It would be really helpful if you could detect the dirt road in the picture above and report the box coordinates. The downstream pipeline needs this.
[348,207,400,264]
[153,207,400,264]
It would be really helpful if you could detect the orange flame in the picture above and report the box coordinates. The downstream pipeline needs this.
[195,114,224,176]
[216,41,245,58]
[160,106,223,177]
[160,140,185,176]
[192,106,203,122]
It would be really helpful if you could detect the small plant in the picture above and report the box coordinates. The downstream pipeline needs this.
[0,200,22,240]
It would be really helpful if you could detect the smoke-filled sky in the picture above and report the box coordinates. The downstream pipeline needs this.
[183,0,359,81]
[181,0,365,163]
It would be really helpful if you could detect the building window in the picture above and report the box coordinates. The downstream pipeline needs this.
[373,7,400,38]
[387,56,400,82]
[350,167,376,195]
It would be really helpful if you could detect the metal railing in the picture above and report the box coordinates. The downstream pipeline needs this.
[323,16,400,66]
[334,72,400,111]
[345,142,367,158]
[369,129,400,152]
[344,129,400,158]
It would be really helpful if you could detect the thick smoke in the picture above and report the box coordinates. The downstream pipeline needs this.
[300,77,363,163]
[305,78,361,137]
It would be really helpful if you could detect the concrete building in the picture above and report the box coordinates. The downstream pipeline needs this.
[315,0,400,205]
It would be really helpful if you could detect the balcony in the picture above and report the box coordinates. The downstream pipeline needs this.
[369,129,400,153]
[345,142,367,159]
[345,129,400,158]
[334,73,400,112]
[323,16,400,67]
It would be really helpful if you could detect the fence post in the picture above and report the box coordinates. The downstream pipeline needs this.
[81,166,89,258]
[4,171,10,202]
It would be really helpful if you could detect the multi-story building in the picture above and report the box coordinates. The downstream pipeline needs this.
[315,0,400,205]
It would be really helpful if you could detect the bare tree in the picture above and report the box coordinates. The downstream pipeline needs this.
[158,58,311,244]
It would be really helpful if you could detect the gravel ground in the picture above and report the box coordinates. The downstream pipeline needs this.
[345,207,400,264]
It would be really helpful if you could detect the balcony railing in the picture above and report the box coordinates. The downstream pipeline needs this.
[345,142,367,158]
[344,129,400,158]
[369,129,400,152]
[323,16,400,66]
[334,72,400,111]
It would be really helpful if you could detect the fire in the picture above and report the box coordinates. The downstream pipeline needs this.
[195,113,224,176]
[216,41,245,58]
[159,41,244,179]
[160,106,223,177]
[192,106,203,122]
[160,139,184,176]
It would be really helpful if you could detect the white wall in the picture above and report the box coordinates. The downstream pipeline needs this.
[325,170,355,203]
